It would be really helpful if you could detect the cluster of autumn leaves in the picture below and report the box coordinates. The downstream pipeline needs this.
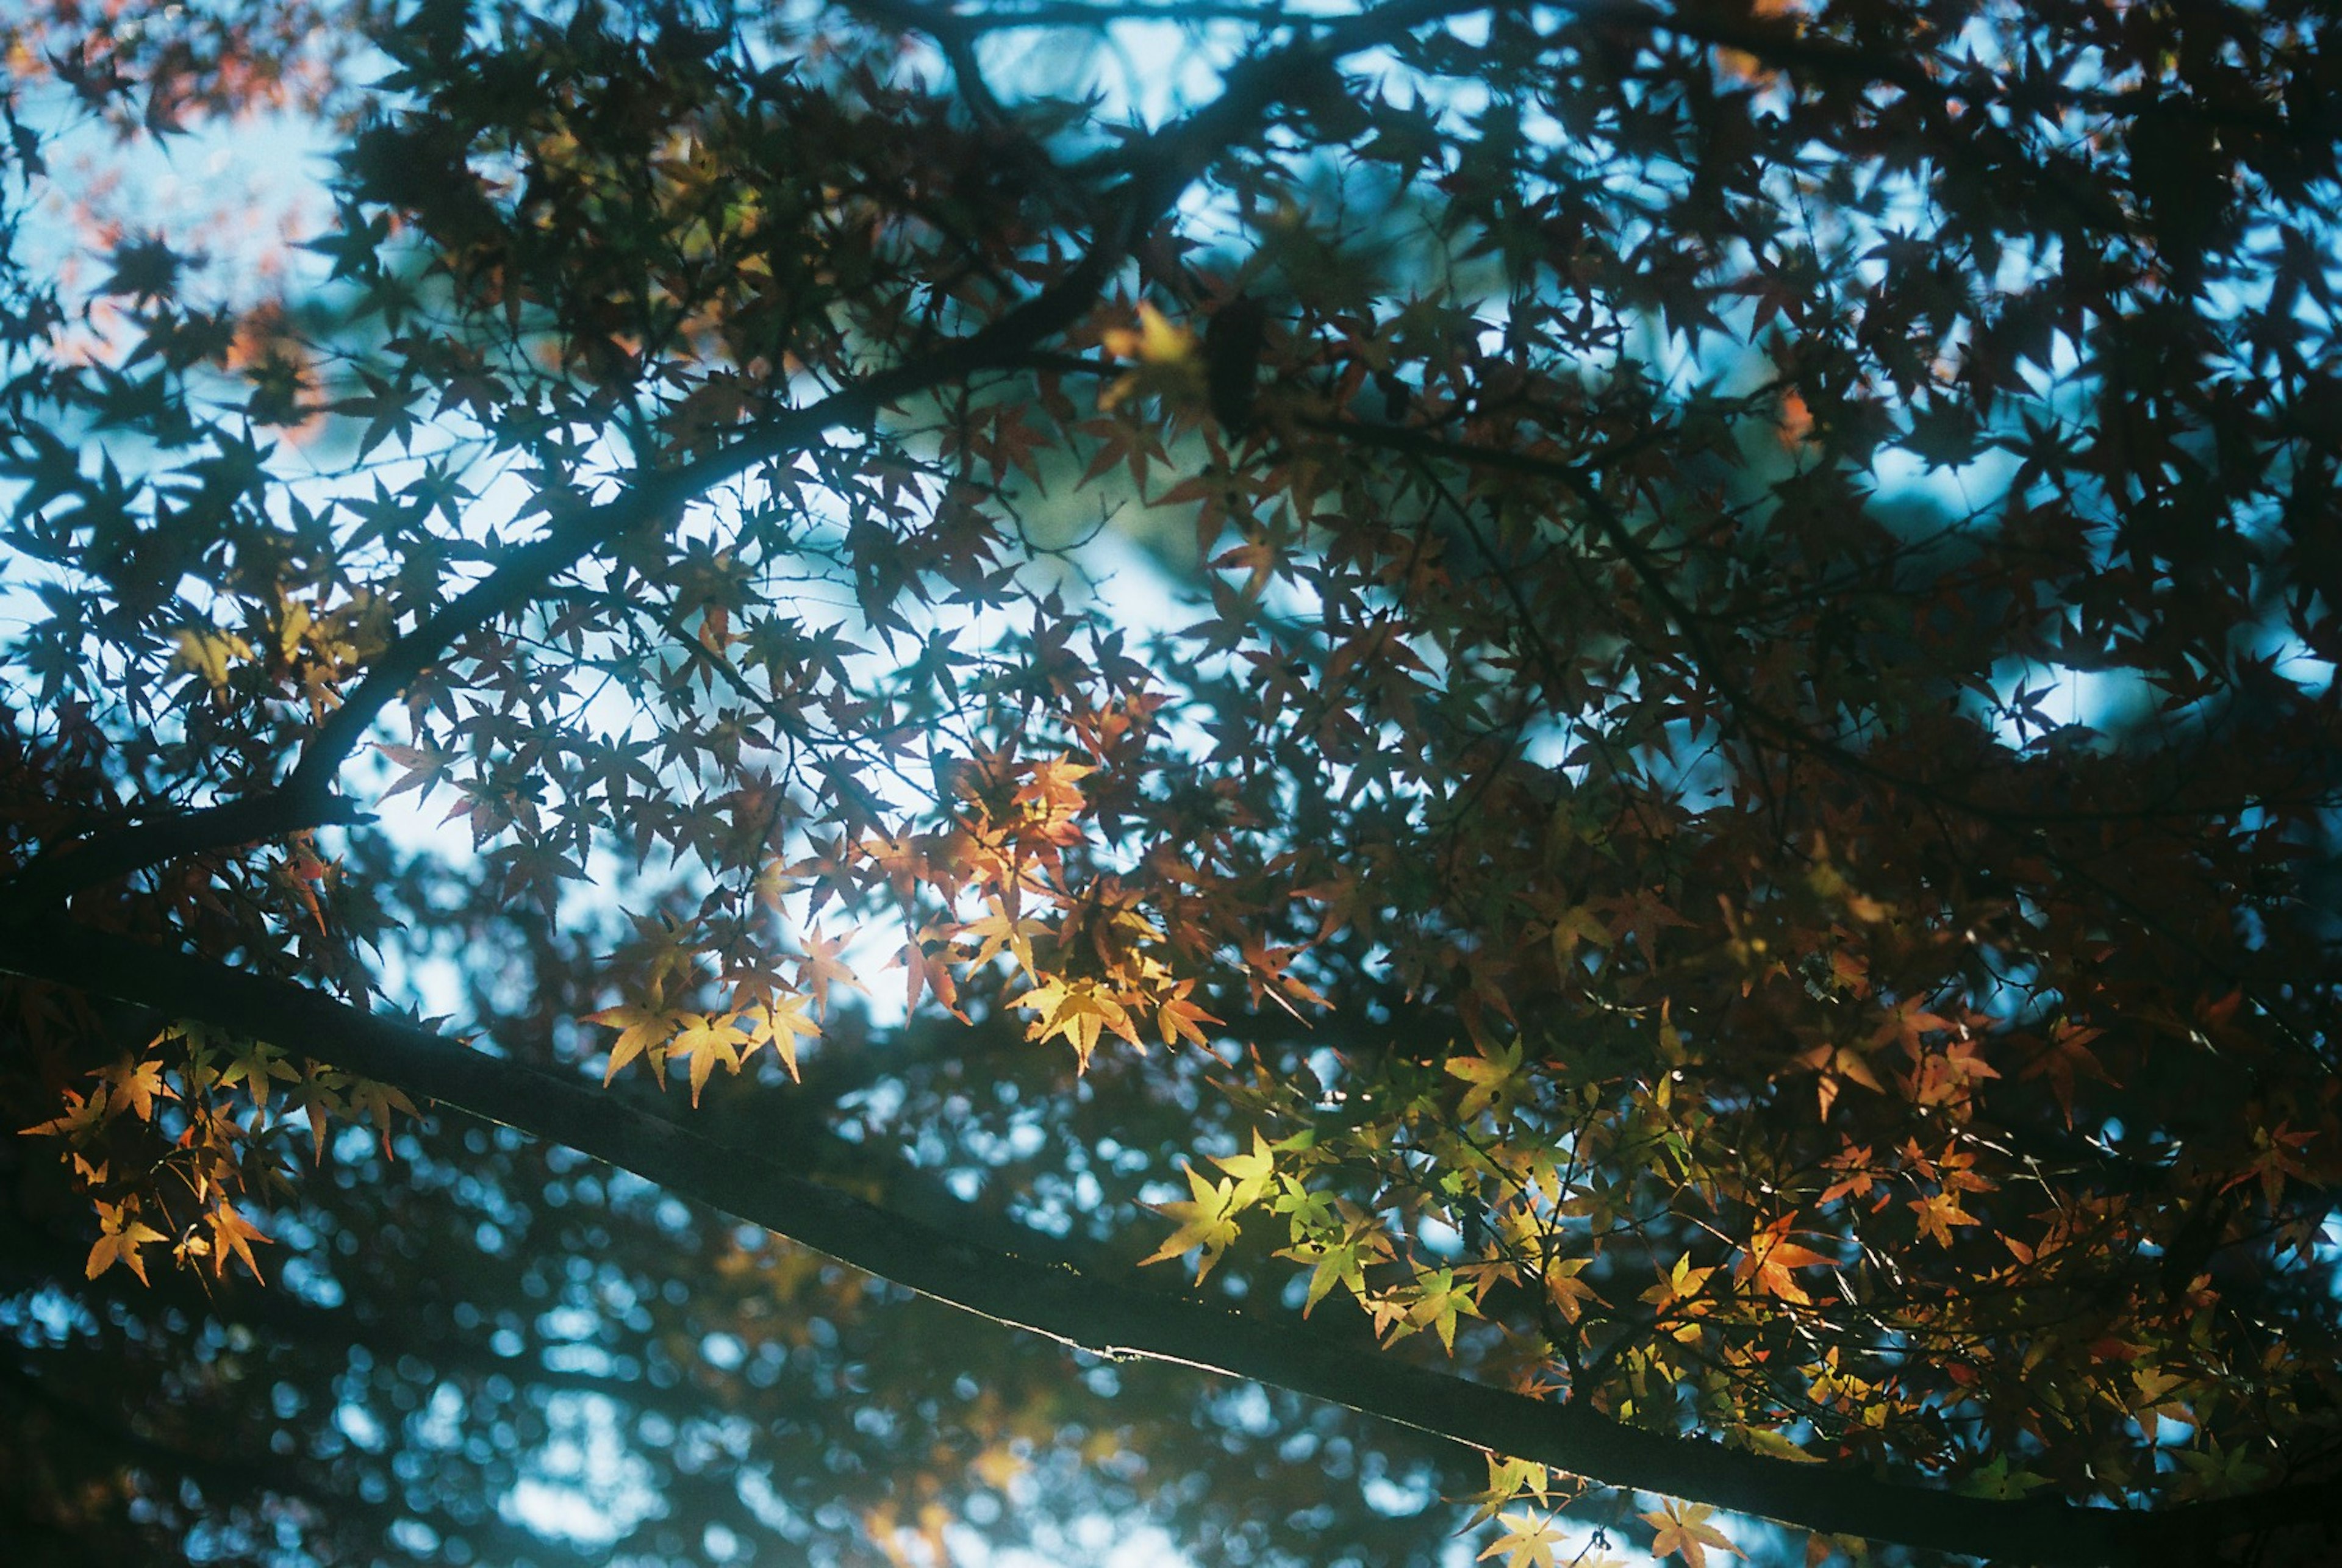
[25,1024,415,1287]
[1473,1473,1742,1568]
[5,0,2340,1561]
[584,750,1224,1106]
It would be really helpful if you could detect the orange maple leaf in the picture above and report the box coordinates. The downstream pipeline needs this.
[1733,1214,1832,1305]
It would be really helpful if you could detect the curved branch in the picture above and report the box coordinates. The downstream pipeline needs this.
[1,0,1500,918]
[0,921,2324,1567]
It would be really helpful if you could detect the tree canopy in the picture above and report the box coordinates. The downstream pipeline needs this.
[4,1,2341,1564]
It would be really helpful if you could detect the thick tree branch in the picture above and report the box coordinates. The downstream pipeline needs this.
[1,0,1497,919]
[0,921,2326,1567]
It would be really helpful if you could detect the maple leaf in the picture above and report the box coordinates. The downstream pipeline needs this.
[741,992,821,1081]
[1733,1214,1832,1305]
[1017,976,1139,1070]
[793,930,865,1018]
[1463,1455,1550,1528]
[1545,1256,1600,1323]
[168,626,252,690]
[204,1200,271,1282]
[2232,1120,2317,1205]
[1012,757,1094,834]
[1362,1287,1414,1341]
[1643,1253,1716,1308]
[1212,533,1284,604]
[346,1078,420,1155]
[1153,984,1220,1049]
[959,898,1050,979]
[288,1064,349,1163]
[2174,1439,2271,1495]
[2019,1020,2115,1126]
[1793,1042,1885,1119]
[1277,1219,1391,1314]
[1960,1454,2052,1498]
[892,926,965,1018]
[1211,1128,1278,1206]
[1271,1178,1339,1234]
[1403,1267,1482,1352]
[584,1002,683,1084]
[669,1011,750,1106]
[1642,1502,1741,1568]
[21,1084,111,1141]
[1234,936,1331,1013]
[1140,1165,1244,1282]
[86,1203,167,1286]
[1818,1143,1880,1206]
[1446,1038,1525,1120]
[1910,1189,1982,1248]
[98,1056,170,1122]
[1739,1428,1824,1464]
[1477,1509,1564,1568]
[1545,902,1611,967]
[1099,301,1200,410]
[1868,997,1957,1055]
[217,1039,301,1111]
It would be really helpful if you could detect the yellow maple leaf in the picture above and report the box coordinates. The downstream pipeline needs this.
[204,1200,271,1282]
[169,626,253,690]
[1545,1256,1600,1323]
[217,1039,301,1111]
[741,992,821,1081]
[86,1203,168,1286]
[670,1012,750,1106]
[1909,1188,1981,1247]
[98,1056,171,1122]
[1642,1253,1717,1342]
[1733,1213,1832,1305]
[1463,1455,1550,1528]
[1100,303,1201,410]
[20,1085,112,1142]
[1153,980,1220,1048]
[1139,1165,1243,1282]
[1019,976,1138,1070]
[959,898,1050,979]
[1643,1502,1741,1568]
[1477,1509,1564,1568]
[794,929,865,1019]
[1446,1038,1525,1119]
[584,1001,684,1084]
[1278,1220,1391,1315]
[1101,301,1194,365]
[1211,1128,1278,1204]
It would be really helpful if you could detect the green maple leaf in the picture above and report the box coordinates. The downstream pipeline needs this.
[1277,1219,1390,1315]
[1405,1267,1482,1352]
[1445,1039,1524,1120]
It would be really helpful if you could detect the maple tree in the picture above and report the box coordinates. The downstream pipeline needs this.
[3,0,2341,1563]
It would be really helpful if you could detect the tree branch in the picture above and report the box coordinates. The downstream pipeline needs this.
[0,920,2324,1567]
[0,0,1499,919]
